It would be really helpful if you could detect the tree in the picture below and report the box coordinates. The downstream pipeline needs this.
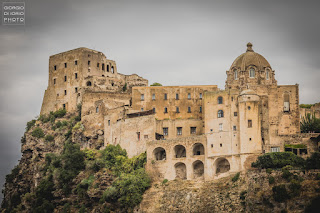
[150,82,162,86]
[301,113,320,133]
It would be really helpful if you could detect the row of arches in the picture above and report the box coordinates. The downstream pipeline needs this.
[153,143,205,160]
[174,158,231,179]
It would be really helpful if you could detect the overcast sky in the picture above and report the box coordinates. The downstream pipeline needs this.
[0,0,319,201]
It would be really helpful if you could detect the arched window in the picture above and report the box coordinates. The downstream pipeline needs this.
[193,143,204,155]
[218,110,224,118]
[266,70,270,80]
[174,145,186,158]
[107,64,110,72]
[249,68,255,78]
[86,81,92,86]
[234,70,238,80]
[218,96,223,104]
[111,66,114,73]
[153,147,166,161]
[284,93,290,112]
[96,107,99,113]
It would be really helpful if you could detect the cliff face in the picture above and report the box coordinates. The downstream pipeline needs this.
[1,111,320,213]
[139,170,320,213]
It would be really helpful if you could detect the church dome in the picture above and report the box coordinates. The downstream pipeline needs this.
[230,43,271,71]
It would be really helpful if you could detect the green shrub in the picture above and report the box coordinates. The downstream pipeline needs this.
[240,190,247,200]
[272,185,290,202]
[281,169,292,180]
[63,203,71,213]
[72,121,84,131]
[305,152,320,170]
[5,165,20,184]
[266,168,273,174]
[65,129,72,140]
[45,135,54,142]
[232,172,240,182]
[162,179,168,185]
[84,149,97,160]
[26,119,36,132]
[150,82,162,86]
[101,144,127,170]
[31,127,45,138]
[106,168,151,210]
[315,173,320,180]
[53,108,66,118]
[289,179,301,197]
[251,152,305,169]
[269,176,275,184]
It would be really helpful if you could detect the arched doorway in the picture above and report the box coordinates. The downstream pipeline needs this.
[193,160,204,179]
[215,158,230,174]
[175,162,187,179]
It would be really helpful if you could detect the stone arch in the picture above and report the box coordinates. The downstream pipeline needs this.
[193,160,204,179]
[215,158,230,174]
[174,145,186,158]
[153,147,166,161]
[86,81,92,86]
[193,143,204,156]
[174,162,187,179]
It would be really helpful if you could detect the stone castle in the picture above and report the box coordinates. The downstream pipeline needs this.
[40,43,320,181]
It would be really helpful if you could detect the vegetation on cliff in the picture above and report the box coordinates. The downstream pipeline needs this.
[1,109,150,213]
[301,112,320,133]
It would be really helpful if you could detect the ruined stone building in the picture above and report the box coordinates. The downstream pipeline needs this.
[41,44,320,181]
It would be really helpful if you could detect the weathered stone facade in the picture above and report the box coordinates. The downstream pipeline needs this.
[40,44,320,182]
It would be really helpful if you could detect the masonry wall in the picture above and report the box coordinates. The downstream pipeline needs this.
[105,114,156,158]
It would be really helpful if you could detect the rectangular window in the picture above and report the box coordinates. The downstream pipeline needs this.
[64,76,67,82]
[200,93,203,99]
[190,127,196,134]
[152,94,155,100]
[234,112,238,117]
[63,104,66,109]
[75,60,78,65]
[219,123,223,131]
[108,120,111,126]
[176,107,180,113]
[97,63,100,68]
[271,147,280,152]
[75,73,78,79]
[141,94,144,101]
[102,63,105,70]
[164,93,167,100]
[88,60,91,66]
[200,106,202,113]
[53,79,56,85]
[153,108,156,113]
[188,106,191,113]
[144,135,148,139]
[188,93,191,99]
[64,63,67,68]
[163,127,168,136]
[54,65,57,70]
[164,107,168,113]
[137,132,140,141]
[141,108,144,111]
[177,127,182,135]
[75,87,78,93]
[231,97,234,101]
[176,93,179,100]
[64,90,67,95]
[248,120,252,128]
[233,125,237,131]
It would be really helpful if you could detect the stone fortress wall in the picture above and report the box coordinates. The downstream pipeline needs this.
[40,44,320,181]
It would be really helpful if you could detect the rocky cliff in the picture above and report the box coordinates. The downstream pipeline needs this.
[1,110,320,213]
